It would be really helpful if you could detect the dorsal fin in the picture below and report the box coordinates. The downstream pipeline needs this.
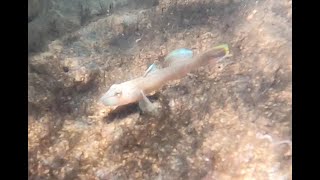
[164,48,193,67]
[143,63,159,77]
[143,48,193,77]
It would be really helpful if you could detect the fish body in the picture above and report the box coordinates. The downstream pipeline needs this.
[100,44,231,107]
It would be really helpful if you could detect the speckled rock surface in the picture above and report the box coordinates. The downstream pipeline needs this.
[28,0,292,179]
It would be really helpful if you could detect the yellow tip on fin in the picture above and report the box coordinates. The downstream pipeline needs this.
[212,44,230,56]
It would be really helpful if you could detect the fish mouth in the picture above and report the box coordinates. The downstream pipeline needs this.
[99,94,120,106]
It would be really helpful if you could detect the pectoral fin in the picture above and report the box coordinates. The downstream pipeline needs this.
[138,90,158,115]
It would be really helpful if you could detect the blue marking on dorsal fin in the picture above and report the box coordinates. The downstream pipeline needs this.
[143,48,193,77]
[143,63,159,77]
[164,48,193,67]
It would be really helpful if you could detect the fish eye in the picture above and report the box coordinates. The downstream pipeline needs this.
[114,91,122,97]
